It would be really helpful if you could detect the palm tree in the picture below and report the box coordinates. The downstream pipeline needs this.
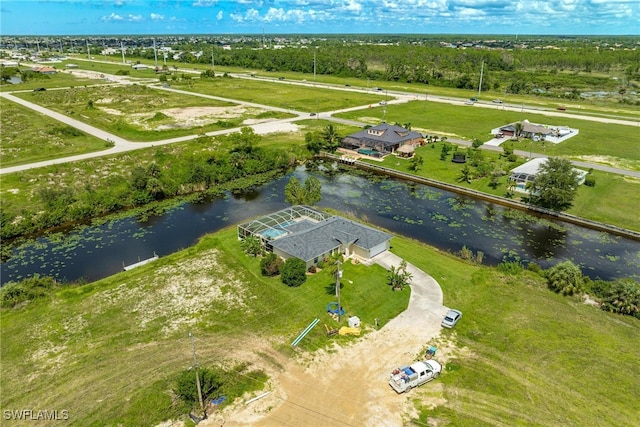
[321,124,340,152]
[514,122,524,140]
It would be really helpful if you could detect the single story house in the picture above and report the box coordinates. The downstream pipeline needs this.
[31,66,56,74]
[492,120,579,144]
[497,121,553,139]
[341,123,424,156]
[238,205,392,269]
[131,63,149,70]
[508,157,587,193]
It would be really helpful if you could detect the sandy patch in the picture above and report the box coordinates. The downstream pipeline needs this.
[250,121,299,135]
[6,188,19,194]
[98,107,123,116]
[573,155,639,171]
[92,249,249,336]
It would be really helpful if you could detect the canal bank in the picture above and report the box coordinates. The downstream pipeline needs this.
[319,152,640,242]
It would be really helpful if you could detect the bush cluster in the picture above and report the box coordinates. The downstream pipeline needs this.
[0,275,58,308]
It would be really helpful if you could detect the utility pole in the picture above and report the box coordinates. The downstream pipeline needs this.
[211,49,214,72]
[189,332,204,411]
[86,39,90,59]
[335,261,342,323]
[313,48,316,81]
[478,60,484,98]
[121,41,125,64]
[153,39,158,67]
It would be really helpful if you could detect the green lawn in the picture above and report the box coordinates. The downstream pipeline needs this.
[170,76,387,113]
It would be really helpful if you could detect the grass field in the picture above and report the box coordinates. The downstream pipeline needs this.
[0,97,110,167]
[170,75,386,113]
[12,83,294,142]
[1,227,638,425]
[0,67,105,92]
[66,55,640,122]
[389,238,640,426]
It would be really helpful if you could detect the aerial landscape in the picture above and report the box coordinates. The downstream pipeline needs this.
[1,1,639,426]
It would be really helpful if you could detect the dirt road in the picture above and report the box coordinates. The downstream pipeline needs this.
[205,252,449,426]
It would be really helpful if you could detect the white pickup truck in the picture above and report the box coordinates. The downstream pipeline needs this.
[389,360,442,393]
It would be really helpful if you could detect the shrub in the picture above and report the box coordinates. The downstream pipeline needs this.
[527,262,544,275]
[0,275,58,308]
[174,368,222,405]
[546,260,583,296]
[584,176,596,187]
[281,258,307,287]
[599,279,640,319]
[497,260,524,275]
[260,253,283,277]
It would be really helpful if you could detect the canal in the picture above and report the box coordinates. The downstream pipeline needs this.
[1,166,638,284]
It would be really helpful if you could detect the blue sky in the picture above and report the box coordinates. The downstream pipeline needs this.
[1,0,639,36]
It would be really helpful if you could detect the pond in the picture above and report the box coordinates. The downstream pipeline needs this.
[1,166,638,285]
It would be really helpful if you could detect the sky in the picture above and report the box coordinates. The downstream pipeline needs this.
[1,0,639,36]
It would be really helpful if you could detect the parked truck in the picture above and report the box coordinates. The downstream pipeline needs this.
[389,360,442,393]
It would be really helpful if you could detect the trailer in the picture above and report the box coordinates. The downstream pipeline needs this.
[389,360,441,393]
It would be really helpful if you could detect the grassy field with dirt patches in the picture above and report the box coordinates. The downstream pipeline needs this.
[0,97,110,167]
[0,227,407,425]
[13,84,292,141]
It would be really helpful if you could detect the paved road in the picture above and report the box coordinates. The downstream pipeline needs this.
[1,71,638,179]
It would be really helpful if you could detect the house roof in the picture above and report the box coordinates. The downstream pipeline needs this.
[510,157,548,176]
[271,216,393,262]
[500,122,553,135]
[343,123,423,149]
[510,157,587,180]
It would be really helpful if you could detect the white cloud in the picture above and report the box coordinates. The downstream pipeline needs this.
[341,0,363,13]
[101,13,123,22]
[217,11,224,20]
[150,13,164,21]
[128,14,143,22]
[192,0,217,7]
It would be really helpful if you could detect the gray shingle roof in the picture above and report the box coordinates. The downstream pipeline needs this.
[271,216,392,262]
[343,123,423,149]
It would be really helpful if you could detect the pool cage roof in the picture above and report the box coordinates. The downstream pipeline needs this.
[238,205,332,241]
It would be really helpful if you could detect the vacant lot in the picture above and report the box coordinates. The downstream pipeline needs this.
[0,97,109,167]
[13,84,291,141]
[172,76,385,113]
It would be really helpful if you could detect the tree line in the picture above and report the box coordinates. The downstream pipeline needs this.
[134,42,639,97]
